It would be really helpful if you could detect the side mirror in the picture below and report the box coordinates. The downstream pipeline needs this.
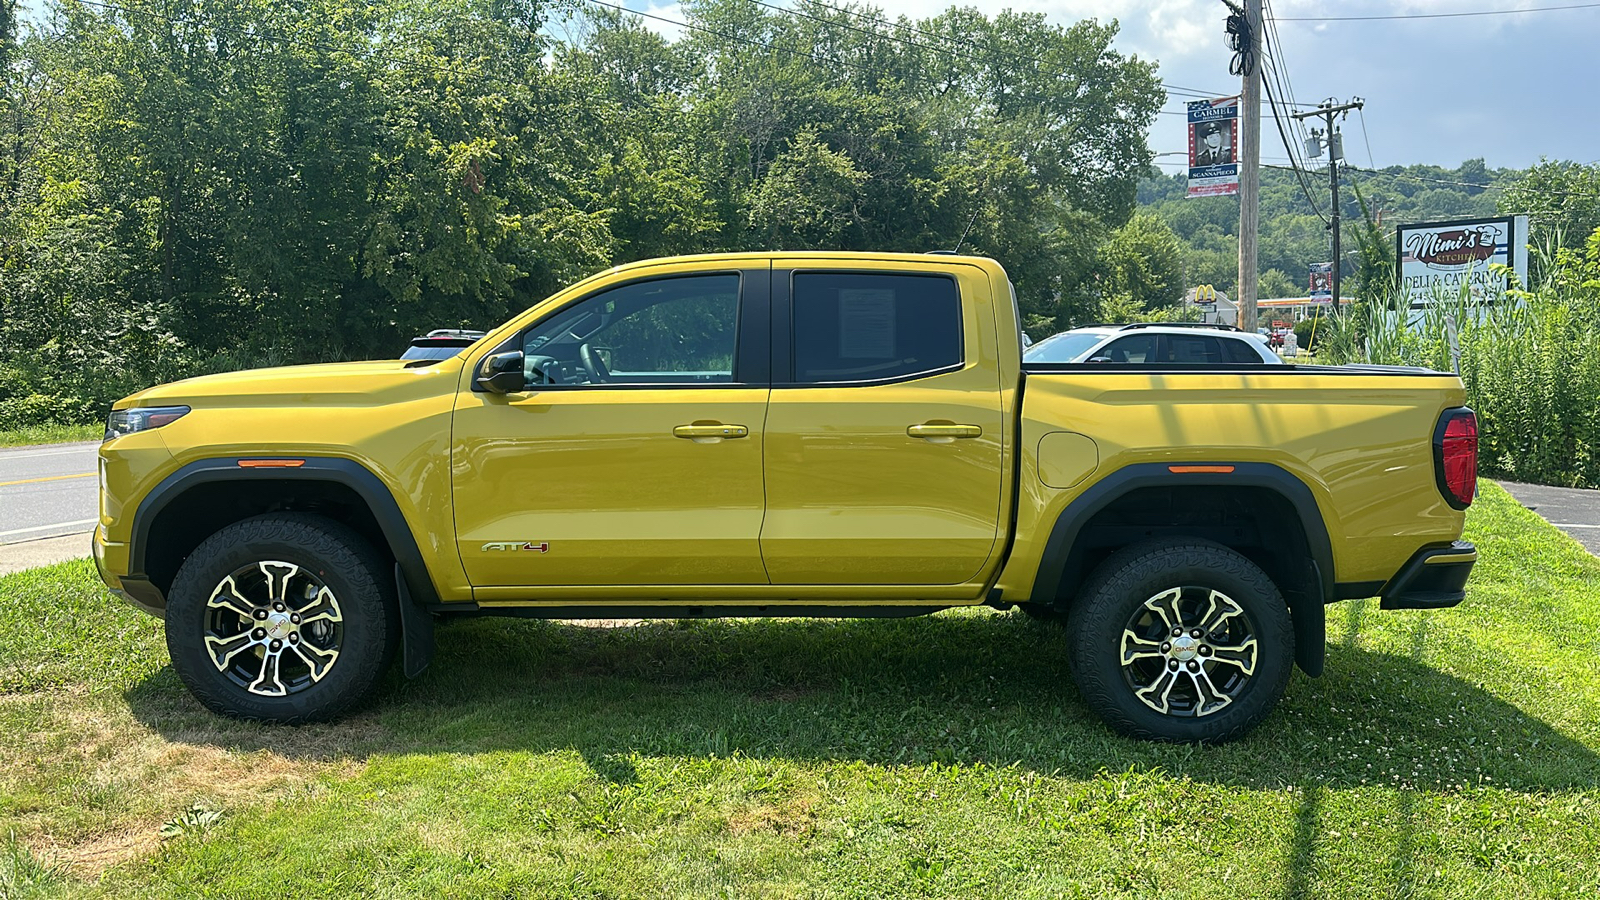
[475,351,526,393]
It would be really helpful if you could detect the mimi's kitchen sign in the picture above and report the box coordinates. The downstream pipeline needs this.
[1396,215,1529,309]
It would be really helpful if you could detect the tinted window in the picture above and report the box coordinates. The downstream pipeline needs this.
[791,273,961,383]
[1093,335,1156,363]
[519,274,740,387]
[1222,337,1264,363]
[1164,334,1224,364]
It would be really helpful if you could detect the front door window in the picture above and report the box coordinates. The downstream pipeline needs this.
[517,275,741,387]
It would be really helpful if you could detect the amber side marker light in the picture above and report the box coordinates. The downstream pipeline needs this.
[238,459,306,468]
[1168,465,1236,474]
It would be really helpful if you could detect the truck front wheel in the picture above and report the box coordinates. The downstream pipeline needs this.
[1066,539,1293,743]
[165,513,398,722]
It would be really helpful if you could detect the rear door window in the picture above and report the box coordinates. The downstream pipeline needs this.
[790,273,962,384]
[1092,335,1157,363]
[1222,337,1265,363]
[1164,334,1225,364]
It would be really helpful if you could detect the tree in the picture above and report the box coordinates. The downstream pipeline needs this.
[1100,212,1185,310]
[2,0,1169,426]
[747,128,868,248]
[1499,160,1600,250]
[1259,269,1296,299]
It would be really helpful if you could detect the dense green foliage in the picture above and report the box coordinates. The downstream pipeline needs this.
[1498,160,1600,251]
[0,0,1165,424]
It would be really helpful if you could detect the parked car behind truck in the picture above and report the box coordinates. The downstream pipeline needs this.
[95,252,1478,742]
[1024,322,1282,365]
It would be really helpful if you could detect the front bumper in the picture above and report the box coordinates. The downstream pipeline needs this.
[94,526,165,617]
[1379,540,1476,610]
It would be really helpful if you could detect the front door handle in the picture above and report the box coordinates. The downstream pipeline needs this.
[907,423,982,443]
[673,423,749,443]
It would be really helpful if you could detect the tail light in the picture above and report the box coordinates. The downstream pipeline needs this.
[1433,408,1478,509]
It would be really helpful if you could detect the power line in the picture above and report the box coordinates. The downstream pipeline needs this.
[583,0,884,77]
[1355,107,1376,169]
[1255,0,1328,225]
[742,0,1226,108]
[1263,163,1600,200]
[1271,2,1600,20]
[588,0,1205,143]
[1261,71,1329,224]
[745,0,991,69]
[1259,0,1312,150]
[754,0,1228,100]
[72,0,509,82]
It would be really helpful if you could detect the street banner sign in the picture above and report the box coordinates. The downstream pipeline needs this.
[1186,97,1240,198]
[1309,262,1333,303]
[1396,216,1529,309]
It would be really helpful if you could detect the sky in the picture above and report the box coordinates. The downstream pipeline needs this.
[20,0,1598,171]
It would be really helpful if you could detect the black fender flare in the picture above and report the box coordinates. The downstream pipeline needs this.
[1028,461,1335,676]
[129,456,439,676]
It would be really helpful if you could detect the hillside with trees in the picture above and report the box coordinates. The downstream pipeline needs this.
[1138,161,1508,303]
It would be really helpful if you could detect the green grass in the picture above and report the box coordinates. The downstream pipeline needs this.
[0,424,101,449]
[2,483,1597,897]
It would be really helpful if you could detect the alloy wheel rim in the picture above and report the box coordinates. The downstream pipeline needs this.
[202,561,344,697]
[1118,586,1259,718]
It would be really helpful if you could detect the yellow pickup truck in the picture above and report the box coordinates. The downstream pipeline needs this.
[94,252,1479,742]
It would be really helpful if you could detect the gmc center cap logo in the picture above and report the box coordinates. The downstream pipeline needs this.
[482,541,550,553]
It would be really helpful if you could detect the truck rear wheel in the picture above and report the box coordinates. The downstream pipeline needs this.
[1066,539,1293,743]
[165,513,398,723]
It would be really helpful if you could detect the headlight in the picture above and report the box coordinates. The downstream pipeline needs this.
[105,406,190,441]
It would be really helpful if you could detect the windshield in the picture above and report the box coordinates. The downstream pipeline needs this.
[1024,332,1106,363]
[400,344,469,361]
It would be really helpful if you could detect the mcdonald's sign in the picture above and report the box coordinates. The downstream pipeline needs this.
[1193,285,1217,305]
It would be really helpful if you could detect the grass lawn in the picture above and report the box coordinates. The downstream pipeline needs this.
[0,424,102,449]
[2,482,1597,898]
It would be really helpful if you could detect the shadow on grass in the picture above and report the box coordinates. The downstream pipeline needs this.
[126,611,1599,792]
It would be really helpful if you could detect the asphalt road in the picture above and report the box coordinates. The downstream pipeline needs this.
[0,442,100,546]
[1499,481,1600,557]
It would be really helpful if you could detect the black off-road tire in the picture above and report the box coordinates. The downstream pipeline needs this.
[1066,539,1294,743]
[165,513,398,723]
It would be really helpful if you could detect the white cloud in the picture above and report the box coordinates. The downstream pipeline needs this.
[638,1,687,41]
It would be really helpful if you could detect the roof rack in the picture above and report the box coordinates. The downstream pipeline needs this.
[1118,322,1242,332]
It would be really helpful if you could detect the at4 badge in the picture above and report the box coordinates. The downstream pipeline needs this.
[481,541,550,553]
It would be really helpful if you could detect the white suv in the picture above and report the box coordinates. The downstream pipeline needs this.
[1024,323,1283,365]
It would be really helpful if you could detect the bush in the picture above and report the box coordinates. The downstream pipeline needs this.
[0,393,96,431]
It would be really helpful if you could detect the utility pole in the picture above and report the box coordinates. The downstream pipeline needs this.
[1294,99,1364,307]
[1236,0,1262,333]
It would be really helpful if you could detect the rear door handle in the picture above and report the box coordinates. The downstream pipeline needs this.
[907,423,982,443]
[674,423,749,443]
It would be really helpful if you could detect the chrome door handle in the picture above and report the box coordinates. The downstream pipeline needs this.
[907,423,982,443]
[673,423,749,443]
